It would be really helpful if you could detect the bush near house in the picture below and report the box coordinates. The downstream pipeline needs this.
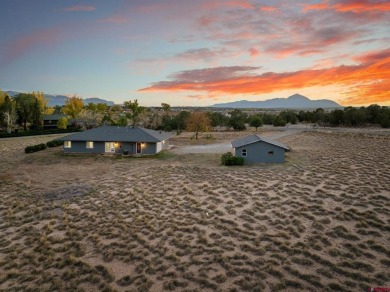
[25,143,47,154]
[46,139,64,147]
[221,152,244,166]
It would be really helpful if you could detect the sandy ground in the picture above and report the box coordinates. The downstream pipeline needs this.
[0,128,389,291]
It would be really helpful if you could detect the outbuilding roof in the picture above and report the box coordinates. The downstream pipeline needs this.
[58,126,174,143]
[231,134,289,150]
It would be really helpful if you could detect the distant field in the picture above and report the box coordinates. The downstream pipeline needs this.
[0,130,389,291]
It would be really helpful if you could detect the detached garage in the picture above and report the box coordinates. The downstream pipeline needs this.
[231,134,289,163]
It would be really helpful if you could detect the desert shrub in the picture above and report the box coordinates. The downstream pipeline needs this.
[46,139,64,147]
[25,143,47,154]
[221,152,244,166]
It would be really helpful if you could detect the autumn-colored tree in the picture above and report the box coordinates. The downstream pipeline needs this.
[33,91,54,114]
[76,110,103,129]
[62,96,84,118]
[57,117,68,129]
[0,95,17,132]
[0,89,6,108]
[186,111,211,139]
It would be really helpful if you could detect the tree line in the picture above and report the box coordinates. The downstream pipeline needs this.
[1,89,389,136]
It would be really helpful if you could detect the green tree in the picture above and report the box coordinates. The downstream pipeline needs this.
[123,99,145,126]
[228,109,247,131]
[186,112,211,139]
[329,109,344,126]
[176,111,191,130]
[30,98,43,130]
[14,93,36,131]
[249,115,263,131]
[208,112,229,127]
[273,115,286,127]
[380,108,390,128]
[57,117,68,129]
[63,96,84,118]
[161,103,171,112]
[116,115,128,126]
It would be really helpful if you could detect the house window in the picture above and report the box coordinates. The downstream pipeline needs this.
[86,141,94,149]
[242,149,247,157]
[268,151,274,155]
[64,141,71,148]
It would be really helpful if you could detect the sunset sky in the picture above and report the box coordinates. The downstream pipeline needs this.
[0,0,389,106]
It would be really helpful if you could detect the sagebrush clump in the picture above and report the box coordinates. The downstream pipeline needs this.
[221,152,244,166]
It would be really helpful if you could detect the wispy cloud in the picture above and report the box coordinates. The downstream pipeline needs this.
[136,47,238,65]
[139,48,390,105]
[98,16,128,23]
[63,5,96,12]
[1,28,64,66]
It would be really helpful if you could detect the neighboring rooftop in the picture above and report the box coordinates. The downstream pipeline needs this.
[43,114,67,120]
[231,134,289,150]
[58,126,174,142]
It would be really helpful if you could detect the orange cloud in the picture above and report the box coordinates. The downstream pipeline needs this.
[303,0,390,13]
[260,6,277,12]
[63,5,96,12]
[248,48,260,57]
[139,49,390,105]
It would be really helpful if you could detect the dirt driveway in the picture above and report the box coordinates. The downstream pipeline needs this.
[171,142,232,154]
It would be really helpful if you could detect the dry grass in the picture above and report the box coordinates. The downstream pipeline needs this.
[0,130,389,291]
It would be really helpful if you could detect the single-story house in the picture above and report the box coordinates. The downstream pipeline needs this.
[231,134,289,163]
[43,114,67,129]
[43,114,76,129]
[57,126,174,155]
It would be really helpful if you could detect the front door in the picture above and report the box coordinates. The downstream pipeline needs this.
[105,142,115,153]
[136,143,142,154]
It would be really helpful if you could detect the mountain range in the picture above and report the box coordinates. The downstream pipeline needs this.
[5,91,115,106]
[211,94,342,109]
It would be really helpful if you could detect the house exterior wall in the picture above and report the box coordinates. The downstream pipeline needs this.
[161,139,170,149]
[63,141,105,154]
[156,142,162,153]
[141,143,157,155]
[63,141,159,155]
[116,142,134,154]
[234,141,286,163]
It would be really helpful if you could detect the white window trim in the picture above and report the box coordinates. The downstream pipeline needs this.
[64,141,71,148]
[241,148,247,157]
[86,141,94,149]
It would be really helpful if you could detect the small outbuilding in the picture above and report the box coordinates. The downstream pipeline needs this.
[57,126,174,155]
[231,134,289,163]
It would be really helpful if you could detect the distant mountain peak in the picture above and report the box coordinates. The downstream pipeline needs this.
[211,94,342,109]
[6,91,115,106]
[288,94,309,101]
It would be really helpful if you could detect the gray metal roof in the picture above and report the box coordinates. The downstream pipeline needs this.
[43,114,66,121]
[231,134,289,150]
[58,126,174,143]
